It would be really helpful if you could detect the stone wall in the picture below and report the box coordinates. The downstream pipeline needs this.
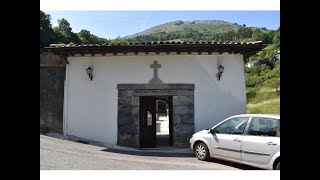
[117,84,195,148]
[40,53,66,133]
[172,95,194,148]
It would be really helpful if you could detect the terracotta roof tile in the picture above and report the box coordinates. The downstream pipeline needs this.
[46,41,266,58]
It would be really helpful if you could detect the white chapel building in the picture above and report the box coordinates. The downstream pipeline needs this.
[45,41,265,148]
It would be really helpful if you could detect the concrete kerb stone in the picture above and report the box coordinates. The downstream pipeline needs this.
[41,133,193,154]
[43,132,67,140]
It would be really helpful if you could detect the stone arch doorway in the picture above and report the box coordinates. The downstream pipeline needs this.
[156,99,170,135]
[117,84,195,148]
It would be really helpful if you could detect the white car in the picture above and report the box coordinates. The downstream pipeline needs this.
[190,114,280,170]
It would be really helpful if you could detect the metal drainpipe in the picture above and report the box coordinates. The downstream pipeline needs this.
[63,63,69,136]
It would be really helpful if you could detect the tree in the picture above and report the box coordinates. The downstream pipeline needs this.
[77,29,107,44]
[251,29,272,43]
[158,32,166,41]
[69,33,82,44]
[265,78,280,92]
[57,18,72,33]
[78,29,95,44]
[40,10,55,48]
[109,37,128,44]
[41,11,110,46]
[237,27,252,40]
[272,29,280,48]
[54,18,81,44]
[53,26,68,43]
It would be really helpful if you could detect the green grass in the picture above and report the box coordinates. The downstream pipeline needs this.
[247,98,280,114]
[246,84,280,104]
[246,84,280,114]
[247,90,280,104]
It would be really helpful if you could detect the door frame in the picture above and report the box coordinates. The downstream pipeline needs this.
[117,83,195,148]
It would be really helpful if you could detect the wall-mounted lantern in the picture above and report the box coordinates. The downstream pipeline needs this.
[216,65,224,81]
[86,66,93,81]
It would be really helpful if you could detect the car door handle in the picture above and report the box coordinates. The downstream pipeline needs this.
[233,138,241,142]
[267,142,277,145]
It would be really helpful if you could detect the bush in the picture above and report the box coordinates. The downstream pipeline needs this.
[246,88,257,103]
[264,78,280,92]
[245,74,263,87]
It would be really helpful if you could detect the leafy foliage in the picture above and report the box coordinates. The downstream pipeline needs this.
[242,27,280,113]
[40,11,55,48]
[78,29,107,44]
[126,26,256,43]
[264,78,280,92]
[40,10,108,48]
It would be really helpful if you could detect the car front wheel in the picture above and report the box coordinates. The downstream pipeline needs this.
[276,161,280,170]
[194,142,210,161]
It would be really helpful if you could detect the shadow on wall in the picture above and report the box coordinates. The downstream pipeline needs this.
[40,52,66,133]
[40,52,65,65]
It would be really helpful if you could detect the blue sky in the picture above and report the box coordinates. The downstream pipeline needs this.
[44,11,280,39]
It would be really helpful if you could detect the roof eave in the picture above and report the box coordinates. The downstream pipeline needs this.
[44,43,267,57]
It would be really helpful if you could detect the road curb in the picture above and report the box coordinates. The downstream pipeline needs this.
[41,132,193,154]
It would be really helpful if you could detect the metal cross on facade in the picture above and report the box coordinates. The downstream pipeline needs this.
[149,61,163,84]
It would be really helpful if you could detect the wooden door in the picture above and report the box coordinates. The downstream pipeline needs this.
[139,96,157,148]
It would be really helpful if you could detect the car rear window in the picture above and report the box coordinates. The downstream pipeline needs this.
[249,117,279,137]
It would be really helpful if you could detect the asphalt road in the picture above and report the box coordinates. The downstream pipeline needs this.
[40,134,259,170]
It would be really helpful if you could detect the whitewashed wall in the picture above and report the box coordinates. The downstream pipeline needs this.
[65,53,247,145]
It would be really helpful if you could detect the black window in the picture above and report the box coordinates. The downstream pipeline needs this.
[213,120,229,134]
[226,117,249,135]
[249,117,279,137]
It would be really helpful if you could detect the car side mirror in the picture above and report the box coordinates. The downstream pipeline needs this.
[209,128,215,134]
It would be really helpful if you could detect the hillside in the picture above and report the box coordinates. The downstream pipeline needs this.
[125,20,243,38]
[124,20,269,42]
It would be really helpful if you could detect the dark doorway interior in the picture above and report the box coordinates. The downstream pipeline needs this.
[139,96,172,148]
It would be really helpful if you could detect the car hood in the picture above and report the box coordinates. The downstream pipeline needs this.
[193,129,210,136]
